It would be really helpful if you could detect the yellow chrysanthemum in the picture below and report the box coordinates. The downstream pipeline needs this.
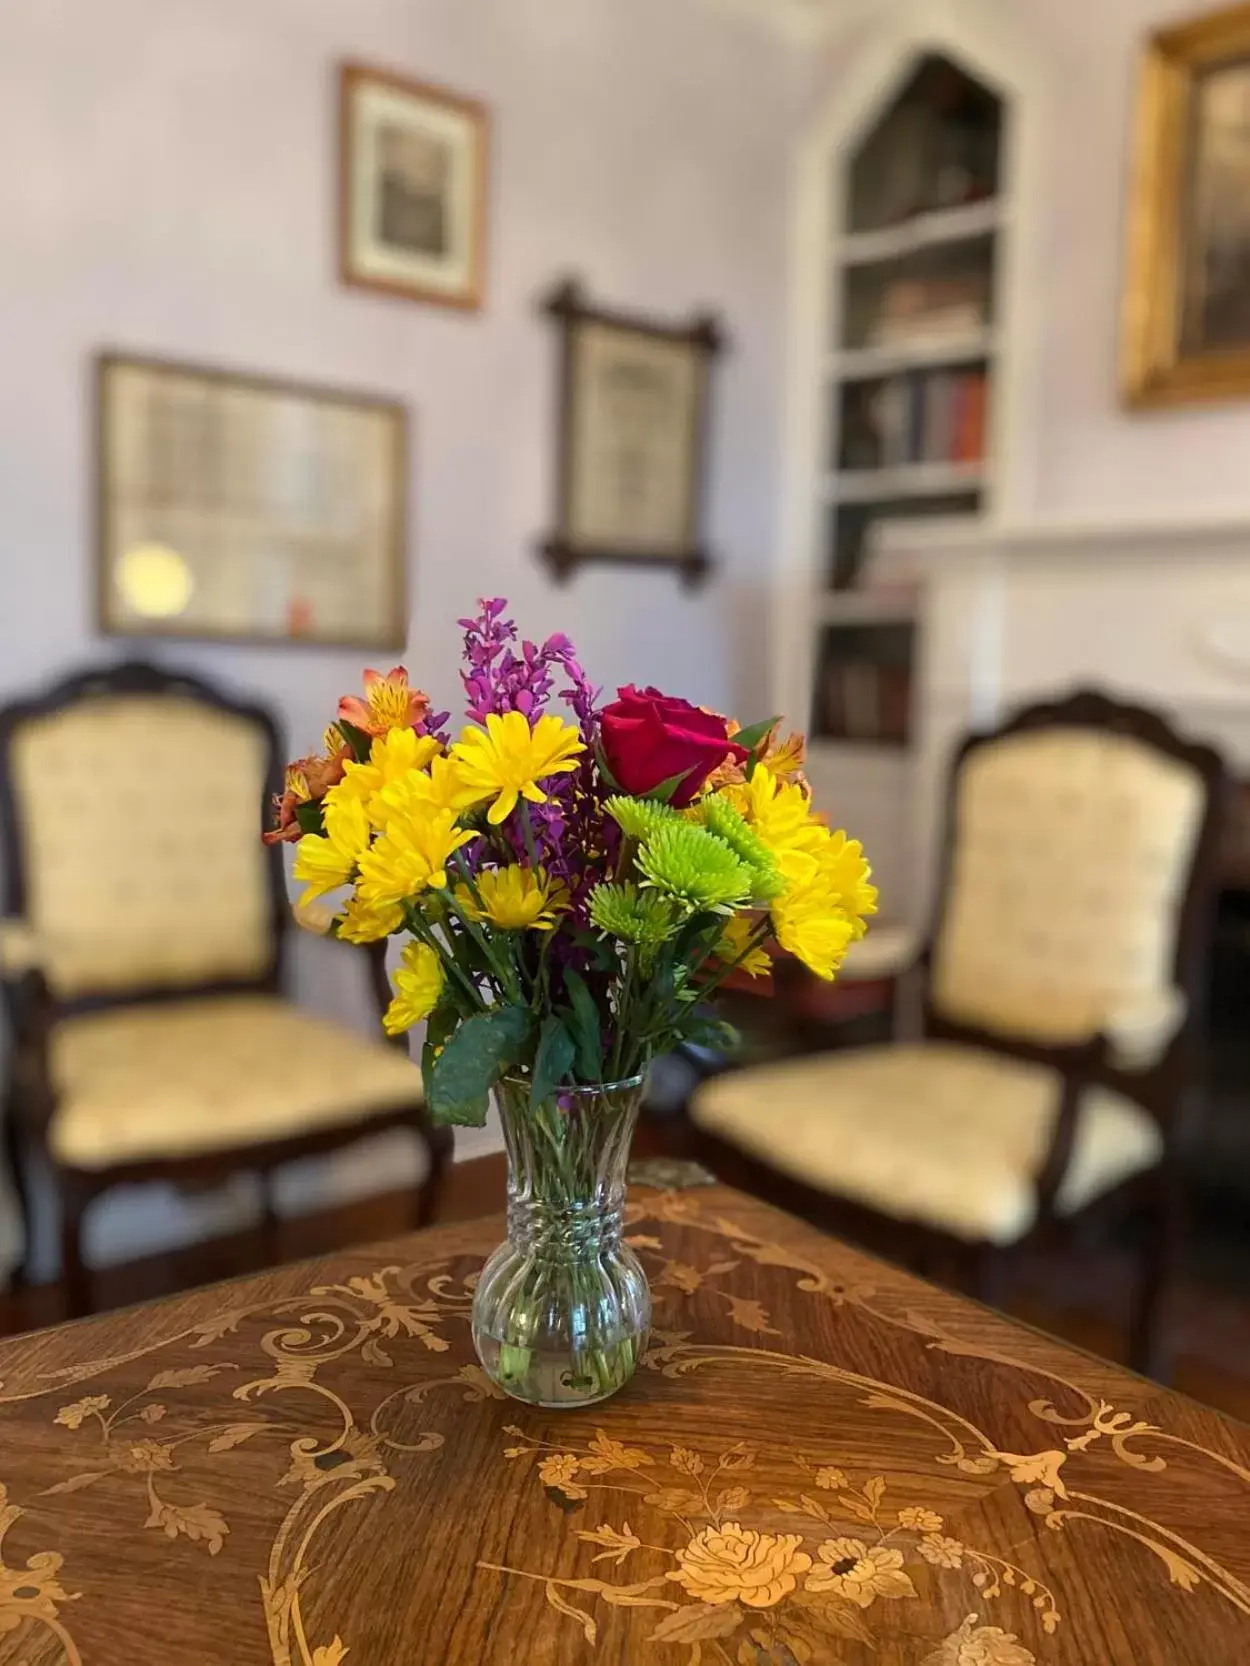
[331,727,442,826]
[355,799,476,908]
[383,941,445,1036]
[450,712,583,826]
[716,912,772,979]
[817,829,878,941]
[292,796,372,905]
[454,866,569,931]
[374,754,488,829]
[771,884,854,981]
[336,892,404,944]
[728,765,826,886]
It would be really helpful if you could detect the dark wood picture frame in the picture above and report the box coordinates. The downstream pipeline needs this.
[539,278,725,588]
[338,61,490,313]
[95,351,409,651]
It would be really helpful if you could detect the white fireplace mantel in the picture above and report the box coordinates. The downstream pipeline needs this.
[870,514,1250,924]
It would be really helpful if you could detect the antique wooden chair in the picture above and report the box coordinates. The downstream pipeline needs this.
[690,690,1226,1377]
[0,660,451,1314]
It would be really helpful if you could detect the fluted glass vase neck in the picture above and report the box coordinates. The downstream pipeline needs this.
[470,1074,651,1408]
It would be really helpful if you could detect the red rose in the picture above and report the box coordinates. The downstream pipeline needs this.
[599,686,749,806]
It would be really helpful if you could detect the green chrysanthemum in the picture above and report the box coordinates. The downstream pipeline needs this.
[589,882,680,950]
[697,795,785,901]
[604,795,684,843]
[636,822,752,914]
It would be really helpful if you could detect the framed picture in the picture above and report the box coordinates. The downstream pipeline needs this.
[540,279,724,587]
[339,61,489,312]
[1123,3,1250,406]
[96,353,408,648]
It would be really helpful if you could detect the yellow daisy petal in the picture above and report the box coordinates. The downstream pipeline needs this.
[382,941,445,1036]
[450,711,583,827]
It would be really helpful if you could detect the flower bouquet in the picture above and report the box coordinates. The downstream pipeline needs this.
[271,599,875,1406]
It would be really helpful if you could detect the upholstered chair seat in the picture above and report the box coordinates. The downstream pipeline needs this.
[692,1042,1163,1246]
[48,994,428,1170]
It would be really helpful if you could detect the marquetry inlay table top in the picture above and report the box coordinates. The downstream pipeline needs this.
[0,1182,1246,1664]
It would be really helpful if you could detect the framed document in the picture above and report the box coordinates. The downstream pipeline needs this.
[539,279,724,588]
[96,353,408,648]
[339,62,489,312]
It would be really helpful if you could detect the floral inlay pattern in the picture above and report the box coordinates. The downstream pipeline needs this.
[0,1187,1248,1662]
[480,1429,1051,1661]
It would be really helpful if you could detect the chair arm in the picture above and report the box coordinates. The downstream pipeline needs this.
[838,925,920,984]
[291,898,338,938]
[0,918,43,980]
[1103,988,1187,1072]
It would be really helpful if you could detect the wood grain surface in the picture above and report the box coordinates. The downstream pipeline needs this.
[0,1182,1246,1665]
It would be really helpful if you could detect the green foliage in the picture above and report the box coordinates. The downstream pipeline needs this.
[294,800,325,837]
[427,1005,533,1125]
[336,719,374,763]
[732,715,780,754]
[561,969,605,1081]
[589,883,680,950]
[636,822,752,914]
[530,1016,576,1108]
[696,796,784,901]
[604,795,683,843]
[643,767,698,803]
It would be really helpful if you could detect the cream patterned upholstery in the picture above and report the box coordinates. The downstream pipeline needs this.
[932,727,1203,1052]
[9,695,272,997]
[691,1043,1163,1245]
[49,994,424,1170]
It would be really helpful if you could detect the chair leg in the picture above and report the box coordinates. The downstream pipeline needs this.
[257,1170,282,1268]
[1130,1167,1183,1383]
[414,1122,454,1231]
[1,1098,31,1288]
[970,1244,1013,1313]
[60,1180,92,1320]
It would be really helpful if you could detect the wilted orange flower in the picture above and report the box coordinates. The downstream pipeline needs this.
[338,667,429,737]
[263,748,350,845]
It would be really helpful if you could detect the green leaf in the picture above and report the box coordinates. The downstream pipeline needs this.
[733,715,780,754]
[675,1012,741,1055]
[427,1006,533,1125]
[562,970,603,1081]
[593,741,622,792]
[643,767,698,804]
[530,1017,576,1109]
[294,800,325,836]
[337,719,374,763]
[420,1000,460,1094]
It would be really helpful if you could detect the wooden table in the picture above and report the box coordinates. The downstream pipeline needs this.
[0,1181,1247,1665]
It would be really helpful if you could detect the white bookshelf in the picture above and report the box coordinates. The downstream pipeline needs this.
[829,326,997,380]
[774,26,1022,923]
[828,459,989,503]
[838,196,1003,266]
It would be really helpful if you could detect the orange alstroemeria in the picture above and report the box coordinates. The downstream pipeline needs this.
[263,748,350,845]
[338,667,430,737]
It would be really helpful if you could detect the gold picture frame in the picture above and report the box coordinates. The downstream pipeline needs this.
[339,62,489,312]
[1124,2,1250,406]
[96,353,408,649]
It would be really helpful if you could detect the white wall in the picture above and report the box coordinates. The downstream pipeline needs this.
[0,0,799,1272]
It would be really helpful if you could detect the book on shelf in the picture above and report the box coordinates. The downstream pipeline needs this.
[854,367,987,474]
[822,660,911,744]
[867,274,989,349]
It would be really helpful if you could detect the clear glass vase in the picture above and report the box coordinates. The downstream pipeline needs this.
[471,1075,651,1408]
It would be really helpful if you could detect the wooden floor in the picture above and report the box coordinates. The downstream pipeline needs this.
[4,1147,1250,1423]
